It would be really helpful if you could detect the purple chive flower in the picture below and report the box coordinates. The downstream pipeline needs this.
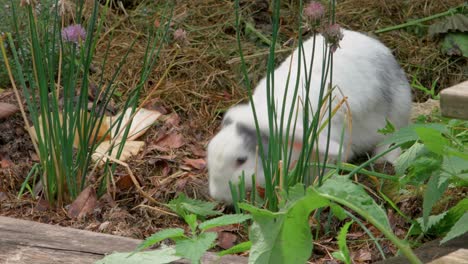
[323,24,344,53]
[304,1,325,21]
[173,28,188,44]
[61,24,86,44]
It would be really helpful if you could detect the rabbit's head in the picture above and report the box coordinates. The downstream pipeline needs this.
[207,105,270,202]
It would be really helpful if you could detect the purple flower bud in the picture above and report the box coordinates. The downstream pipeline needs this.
[304,1,325,21]
[323,24,344,53]
[61,24,86,44]
[173,28,188,44]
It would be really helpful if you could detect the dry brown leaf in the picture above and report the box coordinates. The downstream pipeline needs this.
[217,231,238,250]
[34,198,50,212]
[111,107,162,141]
[153,132,185,150]
[92,140,145,163]
[67,186,97,219]
[116,174,133,190]
[0,102,19,119]
[183,158,206,170]
[0,157,13,168]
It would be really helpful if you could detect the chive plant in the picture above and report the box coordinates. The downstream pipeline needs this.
[233,0,341,210]
[0,0,172,206]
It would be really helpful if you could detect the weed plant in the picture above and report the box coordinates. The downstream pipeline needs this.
[0,0,171,206]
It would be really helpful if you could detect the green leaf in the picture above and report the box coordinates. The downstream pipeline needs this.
[175,232,218,264]
[241,189,329,264]
[427,198,468,235]
[394,142,427,176]
[422,174,450,228]
[442,155,468,175]
[134,228,185,253]
[440,212,468,244]
[330,203,347,221]
[428,14,468,36]
[417,211,448,233]
[199,214,251,231]
[377,118,396,135]
[332,221,353,264]
[184,214,198,234]
[441,33,468,57]
[382,124,447,146]
[414,126,449,155]
[403,155,441,185]
[318,175,391,231]
[218,241,252,257]
[96,247,181,264]
[166,193,221,218]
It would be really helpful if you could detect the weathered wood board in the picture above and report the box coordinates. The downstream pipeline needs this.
[0,216,247,264]
[377,232,468,264]
[440,80,468,120]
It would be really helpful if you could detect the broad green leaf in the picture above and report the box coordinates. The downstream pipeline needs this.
[443,155,468,175]
[441,212,468,244]
[394,142,427,175]
[241,189,329,264]
[382,124,447,146]
[96,247,181,264]
[167,194,220,217]
[332,221,353,264]
[441,33,468,57]
[218,241,252,256]
[428,14,468,36]
[422,174,449,228]
[403,155,441,186]
[175,232,217,264]
[135,228,185,252]
[199,214,251,231]
[414,126,448,155]
[317,175,391,230]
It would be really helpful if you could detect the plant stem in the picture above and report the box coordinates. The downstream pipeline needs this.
[374,5,463,34]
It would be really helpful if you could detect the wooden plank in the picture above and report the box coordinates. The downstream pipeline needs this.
[0,216,247,264]
[428,249,468,264]
[440,80,468,120]
[377,233,468,264]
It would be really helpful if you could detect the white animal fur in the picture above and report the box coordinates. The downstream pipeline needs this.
[207,29,412,202]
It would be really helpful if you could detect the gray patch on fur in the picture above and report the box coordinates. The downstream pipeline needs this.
[222,117,233,127]
[375,52,407,110]
[236,123,269,155]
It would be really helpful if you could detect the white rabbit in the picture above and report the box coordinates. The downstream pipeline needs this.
[207,29,412,202]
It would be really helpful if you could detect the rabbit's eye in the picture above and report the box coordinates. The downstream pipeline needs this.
[236,157,247,166]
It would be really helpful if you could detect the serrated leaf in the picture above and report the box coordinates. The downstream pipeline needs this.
[332,221,353,264]
[441,212,468,244]
[404,155,441,185]
[395,142,427,175]
[96,247,181,264]
[422,174,450,229]
[441,33,468,57]
[428,14,468,37]
[167,193,220,218]
[218,241,252,257]
[175,232,218,264]
[417,211,448,233]
[199,214,251,231]
[318,176,391,230]
[427,198,468,235]
[241,189,329,264]
[135,228,185,252]
[443,155,468,175]
[382,124,447,146]
[184,214,198,234]
[377,118,396,135]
